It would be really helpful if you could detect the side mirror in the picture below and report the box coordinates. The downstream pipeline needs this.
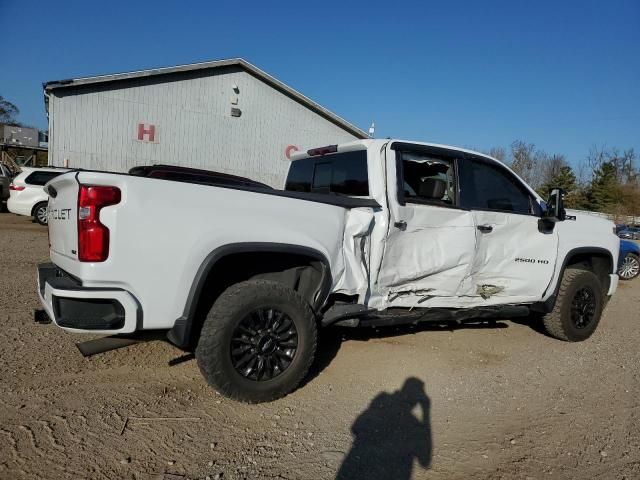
[544,188,566,222]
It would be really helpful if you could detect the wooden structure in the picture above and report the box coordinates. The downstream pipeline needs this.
[0,143,48,175]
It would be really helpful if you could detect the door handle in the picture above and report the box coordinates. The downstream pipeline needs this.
[477,224,493,233]
[394,221,407,231]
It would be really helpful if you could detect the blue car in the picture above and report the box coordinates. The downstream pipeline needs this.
[618,239,640,280]
[618,227,640,240]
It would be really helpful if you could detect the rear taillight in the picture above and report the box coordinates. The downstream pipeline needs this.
[9,183,25,191]
[77,185,121,262]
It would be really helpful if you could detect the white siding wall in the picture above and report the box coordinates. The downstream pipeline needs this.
[48,69,358,187]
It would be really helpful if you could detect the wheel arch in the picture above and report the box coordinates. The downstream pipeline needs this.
[167,242,332,349]
[535,247,614,313]
[31,200,48,216]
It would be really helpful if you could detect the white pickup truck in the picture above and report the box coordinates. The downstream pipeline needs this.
[38,139,620,402]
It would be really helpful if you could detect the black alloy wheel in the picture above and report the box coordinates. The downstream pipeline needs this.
[230,307,298,381]
[541,267,604,342]
[570,286,596,329]
[196,279,317,403]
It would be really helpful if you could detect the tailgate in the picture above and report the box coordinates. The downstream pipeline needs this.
[46,172,79,260]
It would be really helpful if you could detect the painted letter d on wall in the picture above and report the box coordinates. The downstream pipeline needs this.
[137,123,156,142]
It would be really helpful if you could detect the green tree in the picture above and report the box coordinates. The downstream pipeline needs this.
[0,96,20,125]
[538,163,588,209]
[588,145,637,185]
[539,166,569,195]
[588,162,620,213]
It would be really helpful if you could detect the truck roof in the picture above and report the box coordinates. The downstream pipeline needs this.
[290,138,541,200]
[290,139,500,164]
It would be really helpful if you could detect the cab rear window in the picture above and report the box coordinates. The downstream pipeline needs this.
[285,150,369,196]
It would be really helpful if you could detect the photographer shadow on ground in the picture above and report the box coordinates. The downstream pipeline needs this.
[336,377,432,480]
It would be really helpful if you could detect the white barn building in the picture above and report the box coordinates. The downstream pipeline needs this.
[44,58,367,187]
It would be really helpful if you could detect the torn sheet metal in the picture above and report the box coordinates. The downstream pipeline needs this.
[388,288,434,302]
[333,208,375,299]
[476,284,504,299]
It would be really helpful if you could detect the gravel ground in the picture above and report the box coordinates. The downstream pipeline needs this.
[0,211,639,480]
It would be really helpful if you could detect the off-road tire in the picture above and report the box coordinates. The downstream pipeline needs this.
[542,268,604,342]
[196,279,317,403]
[33,202,48,225]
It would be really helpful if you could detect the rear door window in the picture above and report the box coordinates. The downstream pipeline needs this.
[285,150,369,196]
[397,151,456,206]
[25,171,63,186]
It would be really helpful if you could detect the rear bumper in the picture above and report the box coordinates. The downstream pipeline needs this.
[37,263,140,334]
[7,197,32,216]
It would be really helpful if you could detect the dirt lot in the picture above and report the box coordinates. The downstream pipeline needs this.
[1,212,639,480]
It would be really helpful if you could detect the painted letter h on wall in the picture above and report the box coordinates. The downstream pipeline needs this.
[137,123,156,142]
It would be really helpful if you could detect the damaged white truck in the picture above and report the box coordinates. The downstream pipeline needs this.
[38,140,620,402]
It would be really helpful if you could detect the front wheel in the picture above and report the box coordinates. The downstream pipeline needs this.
[196,279,317,403]
[542,268,604,342]
[618,253,640,280]
[33,202,48,225]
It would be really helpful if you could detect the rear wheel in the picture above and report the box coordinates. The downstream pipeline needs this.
[33,202,48,225]
[542,268,604,342]
[196,279,317,403]
[618,253,640,280]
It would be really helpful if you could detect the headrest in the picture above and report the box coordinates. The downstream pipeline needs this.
[418,178,446,200]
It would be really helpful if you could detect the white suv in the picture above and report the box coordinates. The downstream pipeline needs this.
[8,167,70,225]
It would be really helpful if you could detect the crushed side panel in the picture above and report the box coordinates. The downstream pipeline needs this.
[376,207,477,307]
[333,208,375,300]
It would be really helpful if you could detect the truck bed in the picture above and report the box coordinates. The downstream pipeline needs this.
[44,169,377,333]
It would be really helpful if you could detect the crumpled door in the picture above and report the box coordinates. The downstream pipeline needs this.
[465,210,558,300]
[374,145,478,309]
[376,203,477,307]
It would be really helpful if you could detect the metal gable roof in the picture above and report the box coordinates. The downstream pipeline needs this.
[43,58,368,139]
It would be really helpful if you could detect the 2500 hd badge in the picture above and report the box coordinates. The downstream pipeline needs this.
[515,257,550,265]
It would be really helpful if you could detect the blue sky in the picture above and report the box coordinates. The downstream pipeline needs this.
[2,0,638,164]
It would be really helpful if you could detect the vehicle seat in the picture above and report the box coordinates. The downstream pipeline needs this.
[418,178,446,201]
